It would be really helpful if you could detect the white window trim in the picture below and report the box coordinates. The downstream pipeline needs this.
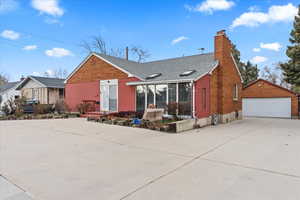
[233,84,239,101]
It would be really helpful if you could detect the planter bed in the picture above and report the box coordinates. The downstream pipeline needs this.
[0,113,80,121]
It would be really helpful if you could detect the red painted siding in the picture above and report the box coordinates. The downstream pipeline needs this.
[195,74,211,118]
[118,77,139,112]
[65,81,100,112]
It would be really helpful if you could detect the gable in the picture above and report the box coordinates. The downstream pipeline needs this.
[22,79,44,89]
[67,55,130,84]
[243,79,297,98]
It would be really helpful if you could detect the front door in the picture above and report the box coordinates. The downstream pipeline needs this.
[100,79,118,112]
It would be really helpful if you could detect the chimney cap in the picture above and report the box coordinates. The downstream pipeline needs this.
[216,30,226,36]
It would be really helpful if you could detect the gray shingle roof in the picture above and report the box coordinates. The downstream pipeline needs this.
[0,82,20,93]
[16,76,65,90]
[31,76,65,88]
[97,53,218,83]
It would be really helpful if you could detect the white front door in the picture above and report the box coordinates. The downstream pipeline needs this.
[242,98,291,118]
[100,79,118,112]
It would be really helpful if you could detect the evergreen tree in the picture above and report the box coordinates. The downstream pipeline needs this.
[232,44,259,86]
[280,5,300,88]
[243,61,259,85]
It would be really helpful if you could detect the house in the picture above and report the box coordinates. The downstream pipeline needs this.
[0,81,21,108]
[65,30,243,124]
[16,76,65,104]
[242,79,299,118]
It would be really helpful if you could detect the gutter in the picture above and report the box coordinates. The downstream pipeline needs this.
[126,79,193,86]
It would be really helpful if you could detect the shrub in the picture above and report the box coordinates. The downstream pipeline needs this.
[33,104,53,115]
[54,99,70,114]
[76,102,92,114]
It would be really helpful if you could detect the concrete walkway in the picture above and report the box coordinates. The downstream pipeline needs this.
[0,175,32,200]
[1,118,300,200]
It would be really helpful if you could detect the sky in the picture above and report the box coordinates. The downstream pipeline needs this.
[0,0,299,81]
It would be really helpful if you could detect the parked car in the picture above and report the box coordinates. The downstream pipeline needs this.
[22,100,39,114]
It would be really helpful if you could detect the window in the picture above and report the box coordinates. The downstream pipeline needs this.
[136,86,146,112]
[178,83,192,115]
[202,88,206,111]
[59,88,64,99]
[147,85,155,107]
[109,85,117,112]
[179,70,196,77]
[146,73,161,80]
[168,83,177,104]
[233,84,238,101]
[156,85,167,109]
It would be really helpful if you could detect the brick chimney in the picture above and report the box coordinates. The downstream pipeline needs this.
[214,30,232,65]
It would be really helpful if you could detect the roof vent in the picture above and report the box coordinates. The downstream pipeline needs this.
[180,70,196,77]
[146,73,162,80]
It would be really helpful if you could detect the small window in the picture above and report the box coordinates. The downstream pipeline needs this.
[202,88,206,111]
[146,73,161,80]
[233,84,238,101]
[180,70,196,77]
[59,88,64,98]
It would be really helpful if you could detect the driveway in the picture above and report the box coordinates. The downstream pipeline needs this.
[0,118,300,200]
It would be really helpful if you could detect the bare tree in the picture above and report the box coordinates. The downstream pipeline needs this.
[0,72,8,86]
[80,35,150,62]
[130,46,150,63]
[261,64,290,89]
[53,68,68,79]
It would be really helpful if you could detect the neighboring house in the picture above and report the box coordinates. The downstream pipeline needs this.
[16,76,65,104]
[0,81,21,108]
[242,79,299,119]
[65,30,243,124]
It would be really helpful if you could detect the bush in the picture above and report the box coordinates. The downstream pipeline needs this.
[76,102,92,114]
[33,104,53,115]
[54,100,70,114]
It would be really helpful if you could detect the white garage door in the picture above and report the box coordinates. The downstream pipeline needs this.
[243,98,291,118]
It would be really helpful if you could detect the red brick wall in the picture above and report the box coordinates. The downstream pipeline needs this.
[242,79,299,117]
[65,54,140,112]
[67,55,128,84]
[195,74,211,118]
[213,31,242,115]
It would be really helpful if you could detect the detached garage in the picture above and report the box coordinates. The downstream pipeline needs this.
[242,79,299,119]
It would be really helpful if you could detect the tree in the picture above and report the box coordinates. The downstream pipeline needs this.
[242,61,259,85]
[280,5,300,90]
[130,46,150,63]
[232,44,259,86]
[261,66,279,84]
[0,73,8,86]
[80,35,150,62]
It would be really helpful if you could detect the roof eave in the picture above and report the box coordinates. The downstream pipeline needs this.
[126,79,194,86]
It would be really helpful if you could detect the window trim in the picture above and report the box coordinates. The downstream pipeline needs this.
[233,84,239,101]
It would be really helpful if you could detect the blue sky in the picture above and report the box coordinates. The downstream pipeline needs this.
[0,0,299,81]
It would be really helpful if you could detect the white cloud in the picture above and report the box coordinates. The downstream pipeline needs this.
[171,36,189,45]
[0,0,18,13]
[187,0,235,14]
[31,0,64,17]
[23,45,38,51]
[260,42,282,51]
[32,72,41,76]
[1,30,20,40]
[253,48,261,52]
[231,3,298,28]
[45,69,55,76]
[45,48,73,57]
[251,56,268,64]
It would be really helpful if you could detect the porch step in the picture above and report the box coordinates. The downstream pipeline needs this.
[81,112,102,118]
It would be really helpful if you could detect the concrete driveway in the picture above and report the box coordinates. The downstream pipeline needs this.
[1,118,300,200]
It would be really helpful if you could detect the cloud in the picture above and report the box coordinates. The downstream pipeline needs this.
[186,0,235,14]
[32,72,41,76]
[0,0,18,14]
[231,3,298,28]
[45,48,73,57]
[1,30,20,40]
[253,48,261,52]
[251,56,268,64]
[31,0,64,17]
[260,42,282,51]
[23,45,38,51]
[171,36,189,45]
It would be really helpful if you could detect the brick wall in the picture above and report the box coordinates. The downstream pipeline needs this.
[67,55,128,84]
[242,79,299,117]
[213,31,242,115]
